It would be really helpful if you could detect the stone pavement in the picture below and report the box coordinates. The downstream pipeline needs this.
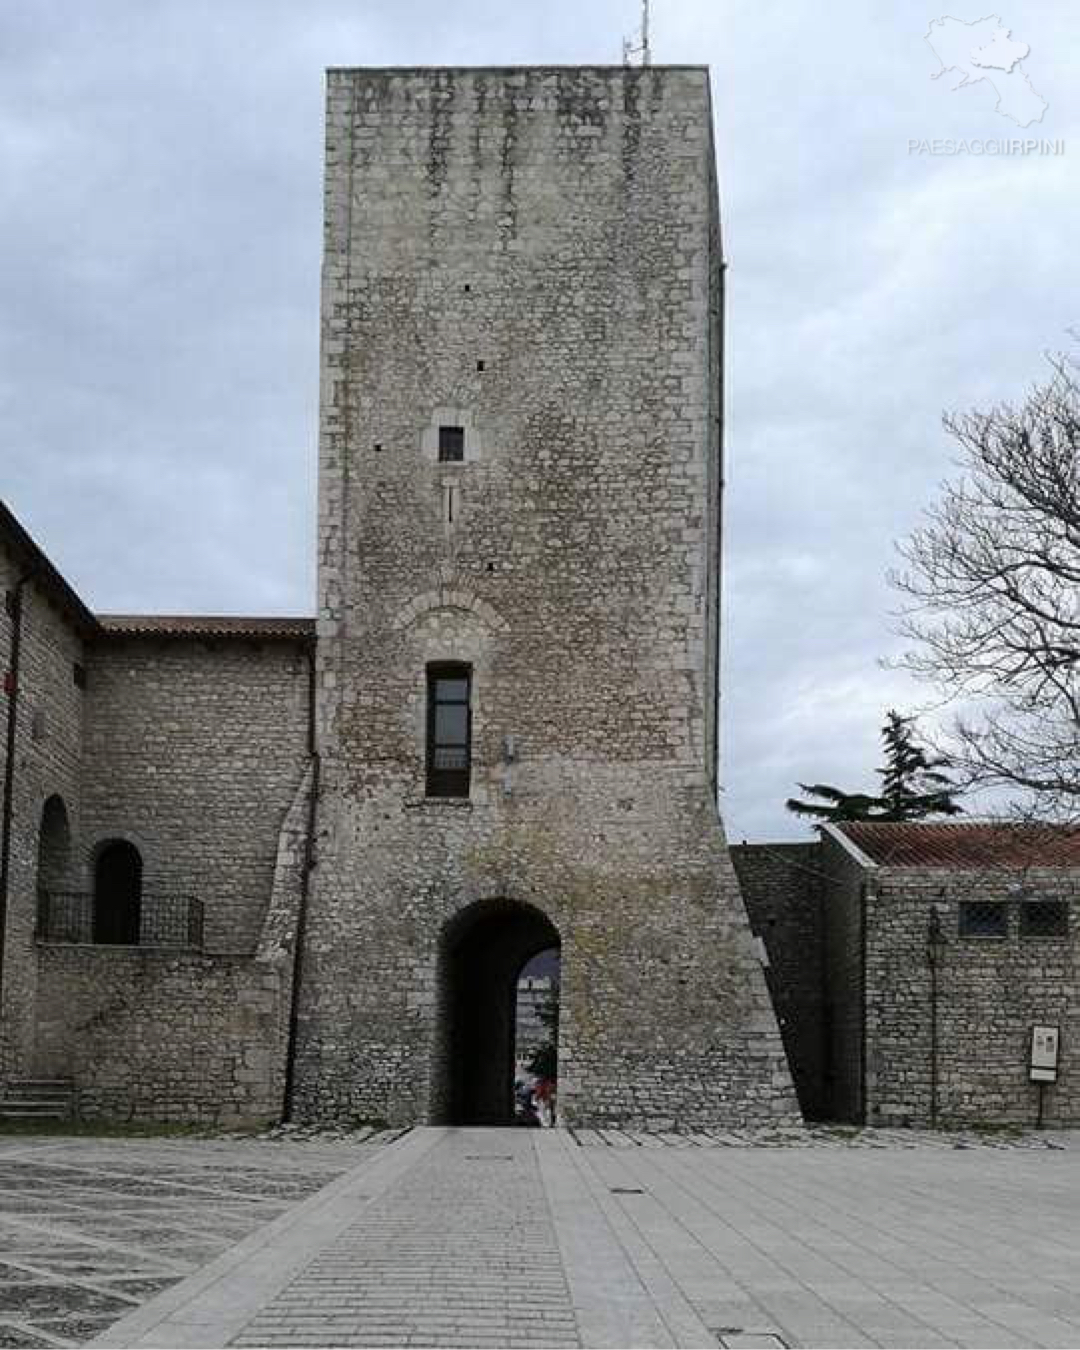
[84,1124,1080,1350]
[0,1130,395,1348]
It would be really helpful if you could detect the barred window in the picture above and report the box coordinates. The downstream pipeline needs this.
[1019,899,1068,939]
[958,900,1007,938]
[426,664,471,798]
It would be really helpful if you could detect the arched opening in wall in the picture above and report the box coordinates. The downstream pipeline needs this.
[432,899,560,1126]
[36,796,72,939]
[37,796,71,892]
[92,840,142,945]
[513,947,561,1127]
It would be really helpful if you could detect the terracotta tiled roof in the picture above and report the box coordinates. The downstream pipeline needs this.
[97,615,316,641]
[835,820,1080,869]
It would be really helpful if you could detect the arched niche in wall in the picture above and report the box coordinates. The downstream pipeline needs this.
[36,795,71,894]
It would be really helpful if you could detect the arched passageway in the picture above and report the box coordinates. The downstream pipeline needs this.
[433,899,560,1126]
[93,840,142,945]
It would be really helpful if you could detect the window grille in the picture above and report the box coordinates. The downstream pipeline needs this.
[1019,899,1068,939]
[958,900,1007,938]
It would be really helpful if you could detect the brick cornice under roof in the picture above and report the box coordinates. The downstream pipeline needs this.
[836,820,1080,869]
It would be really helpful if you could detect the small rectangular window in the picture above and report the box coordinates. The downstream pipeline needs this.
[1019,900,1068,939]
[438,426,465,462]
[426,665,471,797]
[958,900,1007,939]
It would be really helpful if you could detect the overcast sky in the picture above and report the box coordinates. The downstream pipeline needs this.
[1,1,1076,841]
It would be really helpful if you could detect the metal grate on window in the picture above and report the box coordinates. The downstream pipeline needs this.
[958,900,1008,938]
[1019,899,1068,939]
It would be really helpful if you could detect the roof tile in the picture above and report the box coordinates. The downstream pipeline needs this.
[836,820,1080,869]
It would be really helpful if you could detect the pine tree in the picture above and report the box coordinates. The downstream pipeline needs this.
[784,785,882,822]
[785,711,963,823]
[876,710,963,821]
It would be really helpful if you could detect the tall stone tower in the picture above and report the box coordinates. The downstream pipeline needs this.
[295,65,798,1128]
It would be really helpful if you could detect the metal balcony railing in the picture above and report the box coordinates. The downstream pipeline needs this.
[36,891,204,950]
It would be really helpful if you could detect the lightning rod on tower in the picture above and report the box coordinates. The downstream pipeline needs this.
[621,0,651,66]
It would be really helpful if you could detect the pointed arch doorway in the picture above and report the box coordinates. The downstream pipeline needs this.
[433,899,560,1126]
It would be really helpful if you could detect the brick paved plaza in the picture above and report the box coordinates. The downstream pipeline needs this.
[0,1126,1077,1349]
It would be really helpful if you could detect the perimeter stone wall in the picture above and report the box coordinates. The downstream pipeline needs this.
[730,843,826,1118]
[818,831,867,1123]
[296,65,798,1128]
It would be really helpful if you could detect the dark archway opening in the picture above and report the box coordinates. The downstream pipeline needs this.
[93,840,142,945]
[434,899,560,1126]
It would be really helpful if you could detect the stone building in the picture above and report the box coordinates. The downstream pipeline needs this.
[0,64,798,1130]
[821,821,1079,1129]
[735,822,1080,1129]
[0,501,315,1123]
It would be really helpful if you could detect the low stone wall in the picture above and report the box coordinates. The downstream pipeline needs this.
[35,946,288,1126]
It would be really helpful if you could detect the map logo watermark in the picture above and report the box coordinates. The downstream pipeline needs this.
[911,15,1063,156]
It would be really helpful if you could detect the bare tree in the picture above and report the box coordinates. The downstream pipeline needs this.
[892,357,1080,822]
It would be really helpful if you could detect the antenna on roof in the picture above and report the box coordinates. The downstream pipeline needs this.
[621,0,652,66]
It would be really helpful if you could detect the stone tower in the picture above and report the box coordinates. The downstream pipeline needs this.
[294,65,798,1128]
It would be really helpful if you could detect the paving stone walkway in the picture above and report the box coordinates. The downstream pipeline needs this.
[235,1130,577,1349]
[85,1125,1080,1350]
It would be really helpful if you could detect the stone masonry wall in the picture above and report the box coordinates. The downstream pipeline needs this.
[35,946,285,1125]
[80,635,312,952]
[819,831,866,1122]
[866,867,1080,1128]
[0,541,87,1077]
[730,843,825,1118]
[298,65,798,1128]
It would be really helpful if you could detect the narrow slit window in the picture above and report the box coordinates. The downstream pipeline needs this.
[427,665,471,797]
[438,426,465,462]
